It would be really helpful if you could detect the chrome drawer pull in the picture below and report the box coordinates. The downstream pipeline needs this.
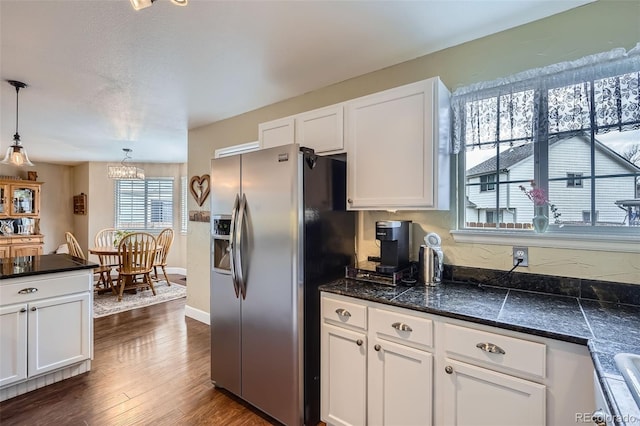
[391,322,412,332]
[476,342,506,355]
[335,308,351,317]
[18,288,38,294]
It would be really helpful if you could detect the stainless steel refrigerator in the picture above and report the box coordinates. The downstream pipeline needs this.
[210,144,355,426]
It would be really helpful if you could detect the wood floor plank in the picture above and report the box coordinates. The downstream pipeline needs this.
[0,296,282,426]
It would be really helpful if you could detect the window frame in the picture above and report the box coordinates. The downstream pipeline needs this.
[566,173,583,188]
[454,66,640,250]
[114,177,175,232]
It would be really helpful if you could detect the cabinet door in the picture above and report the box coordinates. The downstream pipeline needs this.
[0,303,28,387]
[0,245,10,259]
[295,104,344,154]
[321,323,367,426]
[9,184,40,217]
[28,292,91,377]
[369,337,433,426]
[258,116,295,149]
[345,78,449,210]
[11,244,43,257]
[0,184,8,217]
[441,358,546,426]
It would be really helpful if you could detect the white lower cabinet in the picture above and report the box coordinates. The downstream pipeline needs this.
[321,323,367,426]
[322,293,433,426]
[0,304,27,387]
[321,292,596,426]
[369,337,433,426]
[0,270,93,400]
[441,358,546,426]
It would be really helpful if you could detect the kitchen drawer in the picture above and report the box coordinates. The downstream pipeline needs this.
[0,272,91,305]
[322,295,367,331]
[370,307,433,349]
[444,323,546,378]
[11,236,43,245]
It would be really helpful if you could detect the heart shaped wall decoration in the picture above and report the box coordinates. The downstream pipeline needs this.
[190,174,210,207]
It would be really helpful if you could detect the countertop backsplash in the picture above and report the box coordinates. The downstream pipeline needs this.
[442,264,640,306]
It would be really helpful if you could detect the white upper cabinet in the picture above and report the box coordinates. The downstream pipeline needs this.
[295,104,344,155]
[345,77,451,210]
[258,116,295,149]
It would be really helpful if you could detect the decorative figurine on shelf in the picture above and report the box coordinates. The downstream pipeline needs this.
[27,171,38,181]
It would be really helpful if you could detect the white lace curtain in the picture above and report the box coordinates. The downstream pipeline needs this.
[451,43,640,154]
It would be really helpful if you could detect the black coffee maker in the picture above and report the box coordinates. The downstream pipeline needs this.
[375,220,411,273]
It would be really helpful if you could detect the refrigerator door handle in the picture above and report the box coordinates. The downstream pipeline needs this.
[229,193,240,298]
[235,193,247,299]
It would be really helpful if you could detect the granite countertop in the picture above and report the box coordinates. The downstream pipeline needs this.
[0,253,98,279]
[320,277,640,425]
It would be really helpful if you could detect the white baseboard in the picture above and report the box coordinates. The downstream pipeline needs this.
[166,267,187,275]
[185,304,209,325]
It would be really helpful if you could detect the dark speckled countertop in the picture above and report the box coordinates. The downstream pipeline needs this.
[0,253,97,279]
[320,276,640,426]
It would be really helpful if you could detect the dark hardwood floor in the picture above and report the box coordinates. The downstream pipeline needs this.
[0,297,278,425]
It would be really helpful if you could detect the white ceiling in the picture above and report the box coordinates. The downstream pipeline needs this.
[0,0,591,165]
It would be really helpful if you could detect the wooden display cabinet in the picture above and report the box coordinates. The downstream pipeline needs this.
[0,179,44,259]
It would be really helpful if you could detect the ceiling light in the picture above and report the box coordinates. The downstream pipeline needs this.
[130,0,154,10]
[130,0,188,11]
[2,80,34,167]
[108,148,145,180]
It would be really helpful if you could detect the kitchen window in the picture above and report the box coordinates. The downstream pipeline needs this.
[452,45,640,239]
[114,178,174,231]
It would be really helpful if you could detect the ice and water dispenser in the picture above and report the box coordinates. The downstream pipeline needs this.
[212,215,232,273]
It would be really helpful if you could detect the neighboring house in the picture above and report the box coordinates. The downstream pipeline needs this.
[466,134,640,227]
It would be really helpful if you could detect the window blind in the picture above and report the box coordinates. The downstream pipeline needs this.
[115,178,174,230]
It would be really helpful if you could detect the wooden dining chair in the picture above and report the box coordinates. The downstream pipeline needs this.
[65,231,114,294]
[65,231,85,259]
[115,232,157,302]
[94,228,120,267]
[153,228,174,285]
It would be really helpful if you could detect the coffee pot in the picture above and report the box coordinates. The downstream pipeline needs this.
[419,232,443,285]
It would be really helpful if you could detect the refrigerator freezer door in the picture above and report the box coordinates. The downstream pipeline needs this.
[210,155,242,395]
[239,145,302,426]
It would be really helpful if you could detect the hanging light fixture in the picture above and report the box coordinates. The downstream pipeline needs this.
[2,80,34,167]
[130,0,187,11]
[108,148,145,180]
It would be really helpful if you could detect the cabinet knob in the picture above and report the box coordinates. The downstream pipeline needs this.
[347,198,353,204]
[356,339,363,346]
[18,287,38,294]
[391,322,412,332]
[374,344,381,351]
[445,365,454,374]
[31,307,37,311]
[591,409,607,426]
[476,342,506,355]
[335,308,351,318]
[20,308,27,313]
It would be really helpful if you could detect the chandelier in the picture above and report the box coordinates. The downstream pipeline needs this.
[108,148,145,180]
[130,0,188,11]
[1,80,34,167]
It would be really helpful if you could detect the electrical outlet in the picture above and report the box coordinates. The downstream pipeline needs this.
[513,247,528,267]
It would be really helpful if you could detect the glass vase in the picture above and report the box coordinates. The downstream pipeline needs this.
[532,206,549,233]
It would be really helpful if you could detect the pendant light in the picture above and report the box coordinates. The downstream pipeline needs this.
[108,148,145,180]
[2,80,34,167]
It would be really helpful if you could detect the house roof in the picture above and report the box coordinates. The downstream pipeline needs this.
[466,134,640,177]
[466,143,533,176]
